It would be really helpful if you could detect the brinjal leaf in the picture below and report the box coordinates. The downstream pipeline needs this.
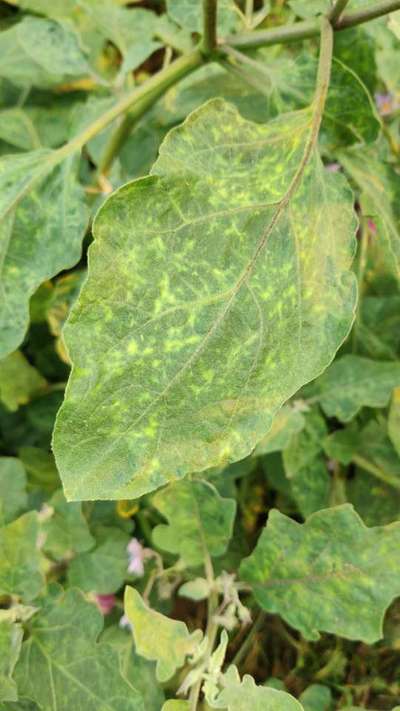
[54,98,357,501]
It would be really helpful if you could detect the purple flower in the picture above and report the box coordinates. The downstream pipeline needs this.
[127,538,145,576]
[95,594,116,615]
[367,218,377,234]
[375,92,400,116]
[325,162,341,173]
[119,613,132,630]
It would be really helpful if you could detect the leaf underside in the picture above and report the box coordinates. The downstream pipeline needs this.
[53,98,357,501]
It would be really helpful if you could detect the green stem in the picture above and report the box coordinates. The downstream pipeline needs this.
[352,455,400,490]
[226,0,400,49]
[232,610,266,668]
[328,0,351,22]
[201,0,218,56]
[57,49,203,165]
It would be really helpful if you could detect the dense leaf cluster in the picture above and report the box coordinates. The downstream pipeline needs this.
[1,0,400,709]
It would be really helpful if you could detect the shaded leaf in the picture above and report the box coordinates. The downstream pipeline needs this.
[152,478,236,566]
[124,586,203,682]
[54,98,357,501]
[340,144,400,275]
[15,588,144,711]
[42,489,95,560]
[0,457,27,524]
[299,684,332,711]
[208,665,303,709]
[0,351,46,411]
[0,512,44,601]
[240,504,400,642]
[0,149,88,358]
[0,620,23,702]
[316,355,400,421]
[0,17,91,89]
[67,527,129,594]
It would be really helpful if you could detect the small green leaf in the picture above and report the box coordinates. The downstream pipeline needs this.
[282,408,330,517]
[42,489,95,560]
[0,457,27,524]
[254,405,305,455]
[0,620,23,702]
[208,665,303,709]
[54,98,357,501]
[15,588,144,711]
[0,512,44,601]
[162,702,190,710]
[316,355,400,421]
[67,527,129,594]
[0,351,46,411]
[124,586,203,682]
[240,504,400,642]
[299,684,332,711]
[152,479,236,567]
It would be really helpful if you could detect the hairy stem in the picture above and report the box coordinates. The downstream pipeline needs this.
[227,0,400,49]
[328,0,351,22]
[232,610,266,668]
[189,551,218,711]
[201,0,218,55]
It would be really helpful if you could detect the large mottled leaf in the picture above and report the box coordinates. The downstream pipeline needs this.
[124,586,203,682]
[339,144,400,275]
[0,16,91,88]
[240,504,400,642]
[315,355,400,421]
[54,98,357,501]
[0,457,27,524]
[152,478,236,566]
[0,512,44,601]
[15,589,144,711]
[0,351,46,411]
[0,620,23,702]
[208,665,303,710]
[0,150,88,358]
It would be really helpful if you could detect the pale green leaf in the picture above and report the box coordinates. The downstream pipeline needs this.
[339,144,400,275]
[42,489,95,560]
[54,98,357,501]
[67,527,129,594]
[0,620,23,702]
[0,17,91,89]
[388,386,400,456]
[124,586,203,682]
[0,512,44,601]
[240,504,400,642]
[162,702,190,711]
[0,108,41,151]
[15,588,144,711]
[0,150,88,358]
[0,457,27,524]
[316,355,400,421]
[208,665,303,709]
[0,351,46,411]
[254,405,305,455]
[152,479,236,566]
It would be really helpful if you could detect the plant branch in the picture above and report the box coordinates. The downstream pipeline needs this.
[56,49,203,166]
[226,0,400,49]
[201,0,218,56]
[328,0,351,23]
[352,455,400,490]
[232,610,266,668]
